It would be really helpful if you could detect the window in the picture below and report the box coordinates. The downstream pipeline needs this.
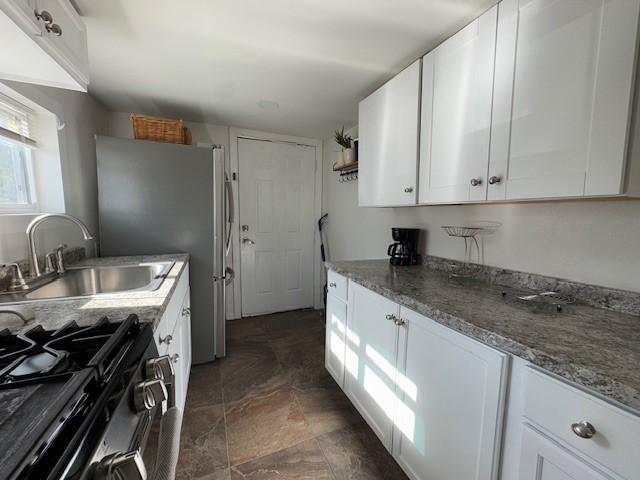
[0,94,37,212]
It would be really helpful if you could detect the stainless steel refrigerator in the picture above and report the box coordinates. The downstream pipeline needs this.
[96,136,232,363]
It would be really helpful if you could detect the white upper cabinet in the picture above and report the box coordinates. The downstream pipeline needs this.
[0,0,89,91]
[419,6,498,203]
[359,60,421,206]
[488,0,640,200]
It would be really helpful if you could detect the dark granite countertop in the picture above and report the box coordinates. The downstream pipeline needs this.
[0,254,189,332]
[326,259,640,413]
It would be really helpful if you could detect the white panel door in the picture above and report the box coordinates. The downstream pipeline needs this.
[358,60,421,206]
[325,293,347,387]
[489,0,640,200]
[519,426,611,480]
[238,138,316,316]
[393,306,507,480]
[419,6,497,203]
[344,281,400,451]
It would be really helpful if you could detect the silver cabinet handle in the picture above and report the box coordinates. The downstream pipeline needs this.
[171,353,180,364]
[34,9,53,24]
[242,238,255,246]
[404,187,414,193]
[385,314,396,321]
[47,23,62,36]
[34,10,62,36]
[159,334,173,345]
[182,307,191,316]
[329,282,337,288]
[470,178,483,186]
[488,175,502,185]
[394,318,407,326]
[571,421,596,439]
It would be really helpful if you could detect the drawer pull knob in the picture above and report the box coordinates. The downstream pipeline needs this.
[571,421,596,439]
[182,307,191,316]
[160,334,173,345]
[385,314,396,321]
[171,353,180,364]
[329,282,337,288]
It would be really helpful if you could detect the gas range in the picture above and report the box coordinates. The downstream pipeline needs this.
[0,315,177,480]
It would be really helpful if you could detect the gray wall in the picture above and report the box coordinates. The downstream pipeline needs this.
[322,137,640,293]
[0,82,109,264]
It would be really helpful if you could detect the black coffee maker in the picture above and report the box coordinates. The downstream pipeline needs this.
[387,228,421,266]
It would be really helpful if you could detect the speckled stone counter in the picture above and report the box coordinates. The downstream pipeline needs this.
[326,259,640,412]
[0,253,189,332]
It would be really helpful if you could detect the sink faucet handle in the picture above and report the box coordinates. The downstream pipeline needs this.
[1,263,27,290]
[44,252,57,274]
[54,244,68,274]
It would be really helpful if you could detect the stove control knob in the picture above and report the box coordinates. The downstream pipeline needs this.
[133,379,168,412]
[93,451,147,480]
[145,355,175,380]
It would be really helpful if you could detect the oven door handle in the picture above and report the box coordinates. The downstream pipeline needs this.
[150,406,183,480]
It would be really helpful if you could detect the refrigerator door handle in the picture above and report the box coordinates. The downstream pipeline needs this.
[225,173,234,256]
[224,267,235,286]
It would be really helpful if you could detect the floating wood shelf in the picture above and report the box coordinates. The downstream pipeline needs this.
[333,162,358,173]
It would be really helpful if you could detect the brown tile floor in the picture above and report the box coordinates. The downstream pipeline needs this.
[176,309,409,480]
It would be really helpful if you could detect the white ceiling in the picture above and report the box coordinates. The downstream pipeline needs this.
[75,0,496,138]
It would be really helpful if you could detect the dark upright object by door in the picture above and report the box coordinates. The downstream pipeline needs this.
[387,228,421,265]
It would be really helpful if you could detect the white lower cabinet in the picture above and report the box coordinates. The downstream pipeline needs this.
[332,277,507,478]
[518,426,610,480]
[325,290,347,387]
[326,273,640,480]
[394,306,507,480]
[344,281,400,450]
[155,266,191,412]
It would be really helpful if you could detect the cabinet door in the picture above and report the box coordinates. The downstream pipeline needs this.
[419,6,497,204]
[34,0,89,88]
[519,426,611,480]
[358,60,421,206]
[180,290,192,396]
[344,282,400,450]
[0,0,40,32]
[168,315,185,411]
[325,293,347,387]
[393,307,507,480]
[489,0,640,200]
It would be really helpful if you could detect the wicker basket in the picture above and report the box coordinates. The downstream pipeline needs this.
[131,114,191,145]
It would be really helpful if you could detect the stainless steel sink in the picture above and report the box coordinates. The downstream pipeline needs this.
[22,262,175,301]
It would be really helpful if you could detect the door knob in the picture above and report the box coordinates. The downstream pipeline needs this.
[488,175,502,185]
[470,178,482,187]
[242,238,255,246]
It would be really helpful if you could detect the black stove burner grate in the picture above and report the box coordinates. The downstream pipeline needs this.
[0,317,136,386]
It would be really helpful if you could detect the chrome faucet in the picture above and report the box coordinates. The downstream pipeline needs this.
[26,213,94,278]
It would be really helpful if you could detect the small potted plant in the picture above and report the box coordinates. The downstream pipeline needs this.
[334,127,355,167]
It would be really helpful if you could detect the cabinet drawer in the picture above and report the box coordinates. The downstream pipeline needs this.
[523,368,640,479]
[327,270,347,302]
